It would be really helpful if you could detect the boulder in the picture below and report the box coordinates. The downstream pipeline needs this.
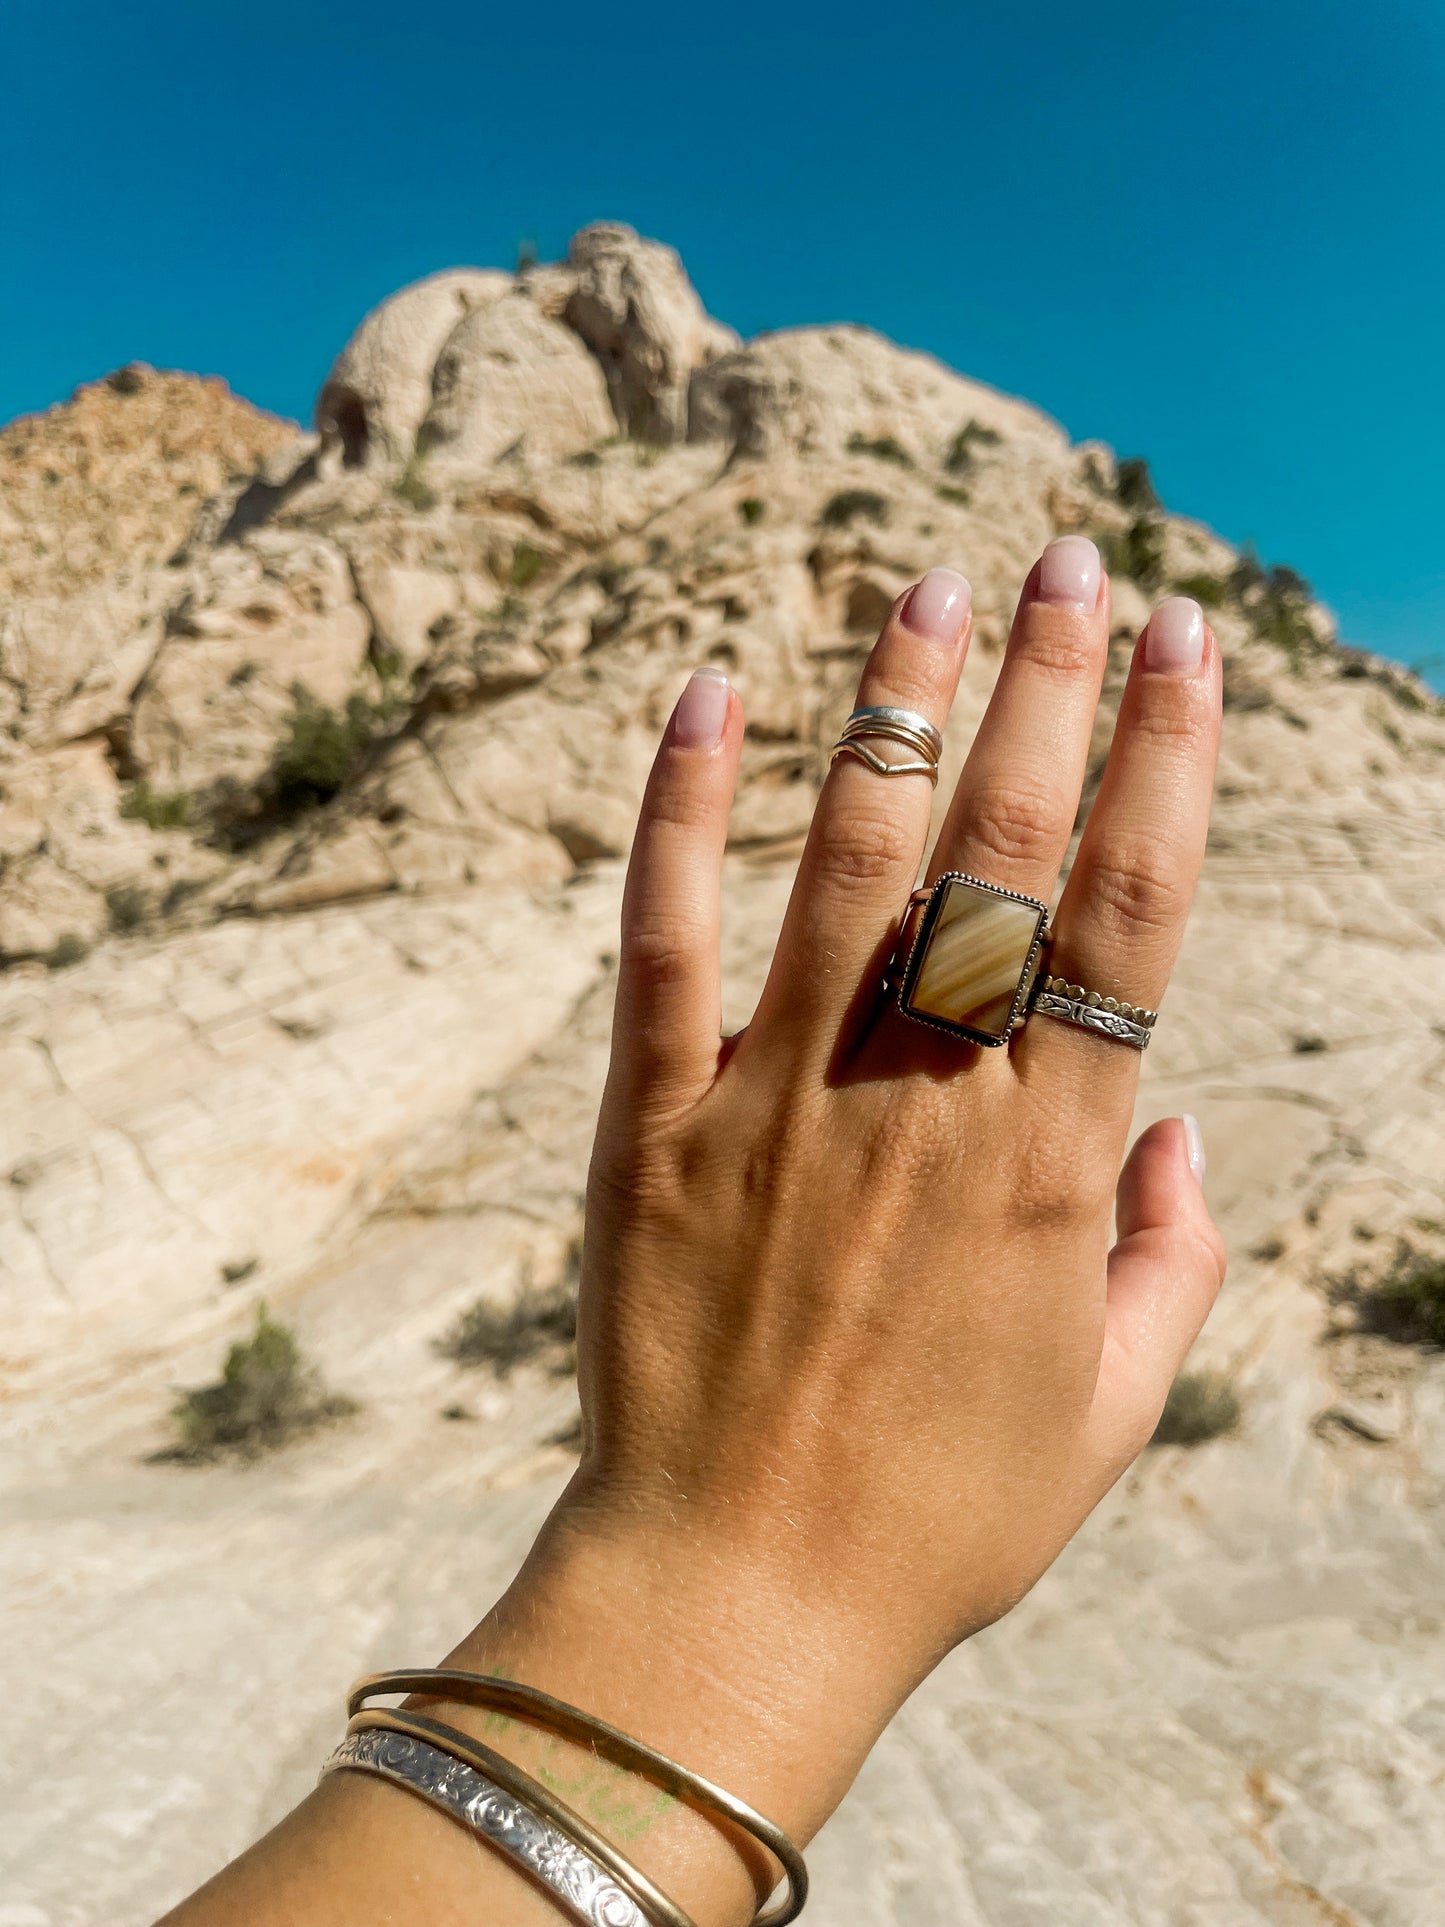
[0,580,166,750]
[418,294,614,471]
[688,324,1059,464]
[315,269,512,470]
[564,223,737,443]
[350,560,459,671]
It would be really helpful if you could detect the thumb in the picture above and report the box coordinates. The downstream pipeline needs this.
[1087,1115,1228,1469]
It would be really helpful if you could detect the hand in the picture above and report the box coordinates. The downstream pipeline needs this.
[500,540,1225,1836]
[168,540,1226,1927]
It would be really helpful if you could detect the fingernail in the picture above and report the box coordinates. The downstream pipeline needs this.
[1037,535,1101,611]
[671,667,731,748]
[901,567,972,643]
[1144,596,1205,674]
[1182,1113,1206,1184]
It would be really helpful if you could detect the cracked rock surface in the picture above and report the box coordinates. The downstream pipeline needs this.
[2,224,1443,1925]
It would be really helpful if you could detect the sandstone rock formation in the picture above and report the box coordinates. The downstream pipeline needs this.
[2,224,1443,1927]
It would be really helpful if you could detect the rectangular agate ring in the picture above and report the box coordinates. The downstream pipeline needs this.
[897,874,1048,1045]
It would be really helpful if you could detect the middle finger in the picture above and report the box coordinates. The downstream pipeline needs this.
[926,536,1110,903]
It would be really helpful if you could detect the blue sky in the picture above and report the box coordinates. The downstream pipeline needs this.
[2,0,1441,681]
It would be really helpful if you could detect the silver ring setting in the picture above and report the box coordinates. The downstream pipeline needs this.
[888,872,1050,1046]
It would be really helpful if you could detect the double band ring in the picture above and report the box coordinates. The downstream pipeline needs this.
[1029,975,1156,1050]
[831,705,942,787]
[885,873,1158,1051]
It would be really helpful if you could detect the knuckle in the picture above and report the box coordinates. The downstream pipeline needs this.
[1015,613,1106,682]
[619,918,700,990]
[965,779,1064,867]
[644,775,721,836]
[1125,692,1215,755]
[1086,840,1186,939]
[813,805,914,890]
[1012,1128,1109,1225]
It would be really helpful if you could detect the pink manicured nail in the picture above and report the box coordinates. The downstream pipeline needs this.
[1144,597,1205,674]
[1037,536,1101,611]
[1182,1113,1206,1183]
[671,667,730,748]
[901,567,971,643]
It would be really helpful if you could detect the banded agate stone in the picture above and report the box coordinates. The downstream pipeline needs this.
[901,876,1046,1043]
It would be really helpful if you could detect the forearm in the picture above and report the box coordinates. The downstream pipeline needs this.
[161,1505,900,1927]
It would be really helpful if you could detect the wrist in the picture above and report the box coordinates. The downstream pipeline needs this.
[430,1499,906,1923]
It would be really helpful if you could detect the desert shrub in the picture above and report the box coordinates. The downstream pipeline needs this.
[439,1282,577,1377]
[167,1304,356,1458]
[1250,566,1319,666]
[440,1241,581,1377]
[160,876,207,917]
[820,489,889,529]
[106,885,150,933]
[1114,456,1161,512]
[120,782,192,831]
[944,420,1001,476]
[269,688,394,815]
[935,484,971,507]
[509,542,548,589]
[1346,1243,1445,1347]
[847,432,914,468]
[42,933,89,971]
[1171,571,1229,608]
[1098,515,1166,590]
[393,454,438,511]
[1151,1369,1241,1445]
[738,497,766,526]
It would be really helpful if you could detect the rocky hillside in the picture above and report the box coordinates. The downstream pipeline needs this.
[3,225,1444,1927]
[0,363,297,604]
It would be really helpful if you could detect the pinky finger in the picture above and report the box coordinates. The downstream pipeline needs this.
[608,667,743,1115]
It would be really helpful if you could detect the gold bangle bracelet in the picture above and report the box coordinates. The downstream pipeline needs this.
[349,1669,809,1927]
[350,1706,697,1927]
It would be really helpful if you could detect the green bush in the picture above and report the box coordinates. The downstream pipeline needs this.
[944,420,1001,476]
[509,542,548,589]
[847,432,914,468]
[1249,564,1319,666]
[106,885,150,933]
[439,1282,578,1378]
[1349,1242,1445,1347]
[42,932,89,971]
[120,782,192,831]
[1114,456,1161,512]
[1171,571,1229,609]
[168,1304,356,1458]
[1098,516,1167,590]
[1151,1369,1241,1445]
[393,454,438,512]
[820,489,889,529]
[935,484,971,507]
[269,688,394,815]
[738,497,766,527]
